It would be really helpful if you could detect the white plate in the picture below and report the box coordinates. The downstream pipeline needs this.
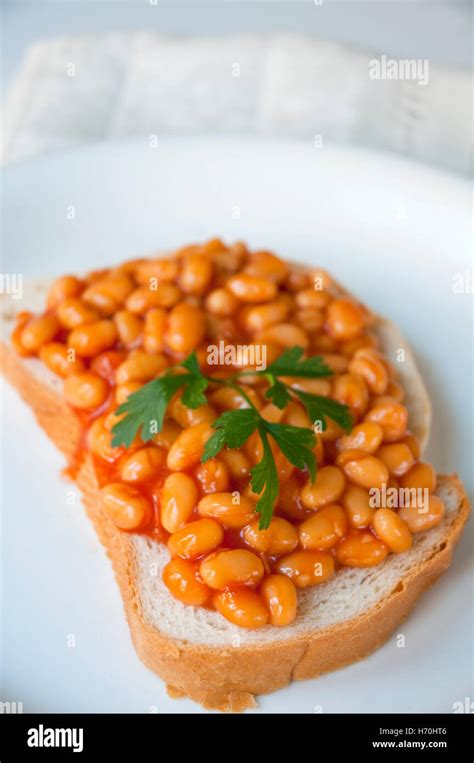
[1,138,472,713]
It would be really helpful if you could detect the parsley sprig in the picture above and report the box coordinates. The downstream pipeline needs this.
[111,347,352,529]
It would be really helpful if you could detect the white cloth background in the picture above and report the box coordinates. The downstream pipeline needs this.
[1,32,472,175]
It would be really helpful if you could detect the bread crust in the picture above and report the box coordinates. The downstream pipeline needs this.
[0,338,470,711]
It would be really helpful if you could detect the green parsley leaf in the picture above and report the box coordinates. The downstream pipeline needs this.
[293,390,353,433]
[111,374,185,447]
[179,352,209,408]
[201,408,260,462]
[263,346,333,379]
[265,421,317,482]
[264,377,291,409]
[250,426,279,530]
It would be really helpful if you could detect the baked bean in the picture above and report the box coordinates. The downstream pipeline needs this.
[168,518,224,559]
[336,532,389,567]
[68,319,118,358]
[312,334,338,354]
[242,517,298,555]
[340,334,378,358]
[276,475,308,522]
[169,396,216,427]
[115,380,143,405]
[240,299,290,332]
[295,308,325,333]
[205,288,238,317]
[82,274,134,315]
[166,422,213,471]
[298,504,347,550]
[47,275,84,307]
[348,349,389,395]
[286,270,310,292]
[163,557,211,606]
[165,302,206,355]
[152,420,182,450]
[126,284,181,313]
[57,297,100,329]
[160,473,198,532]
[115,351,168,384]
[398,495,445,532]
[372,509,412,553]
[178,252,213,295]
[365,400,408,442]
[342,485,374,528]
[282,401,312,429]
[120,446,165,483]
[335,448,366,468]
[87,416,123,461]
[39,342,85,377]
[226,273,277,303]
[342,455,389,490]
[114,310,143,349]
[100,482,152,530]
[213,589,269,629]
[209,385,261,411]
[141,308,166,354]
[319,418,344,442]
[399,462,436,492]
[200,549,264,589]
[376,443,415,477]
[320,354,349,373]
[332,373,369,419]
[274,550,335,587]
[135,257,179,285]
[64,371,109,409]
[337,422,383,454]
[326,299,365,341]
[401,432,421,460]
[244,250,288,283]
[260,574,297,626]
[283,377,332,397]
[194,458,230,494]
[219,449,251,480]
[257,323,309,349]
[300,466,346,509]
[20,315,60,351]
[198,492,256,528]
[295,288,330,310]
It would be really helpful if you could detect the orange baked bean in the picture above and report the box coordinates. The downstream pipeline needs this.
[342,485,374,528]
[82,274,134,315]
[57,297,99,329]
[372,509,412,553]
[326,299,365,341]
[219,449,251,480]
[114,310,143,349]
[399,462,437,492]
[200,549,264,589]
[169,396,216,427]
[178,252,213,295]
[365,400,408,442]
[142,308,167,354]
[20,315,60,351]
[332,373,369,419]
[39,342,85,377]
[194,458,230,494]
[165,302,206,355]
[64,371,109,409]
[337,422,383,454]
[87,416,123,462]
[294,308,325,333]
[274,550,335,587]
[398,495,445,532]
[47,275,84,307]
[376,443,415,477]
[336,532,389,567]
[295,288,330,310]
[198,492,256,528]
[298,504,348,550]
[126,284,181,313]
[242,516,298,555]
[260,574,297,626]
[115,380,143,405]
[152,420,182,450]
[213,589,269,629]
[348,349,389,395]
[342,455,389,490]
[115,351,168,385]
[240,299,290,332]
[135,257,180,285]
[68,319,118,358]
[166,422,213,471]
[300,466,346,509]
[257,323,309,349]
[120,446,165,483]
[243,250,288,283]
[168,518,224,559]
[205,288,239,317]
[226,273,277,303]
[163,557,211,606]
[160,472,198,532]
[100,482,152,530]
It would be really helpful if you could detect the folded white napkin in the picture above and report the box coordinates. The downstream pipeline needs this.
[2,32,471,175]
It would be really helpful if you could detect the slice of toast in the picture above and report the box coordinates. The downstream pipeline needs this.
[0,280,470,712]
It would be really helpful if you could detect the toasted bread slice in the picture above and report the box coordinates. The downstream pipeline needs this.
[0,279,469,712]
